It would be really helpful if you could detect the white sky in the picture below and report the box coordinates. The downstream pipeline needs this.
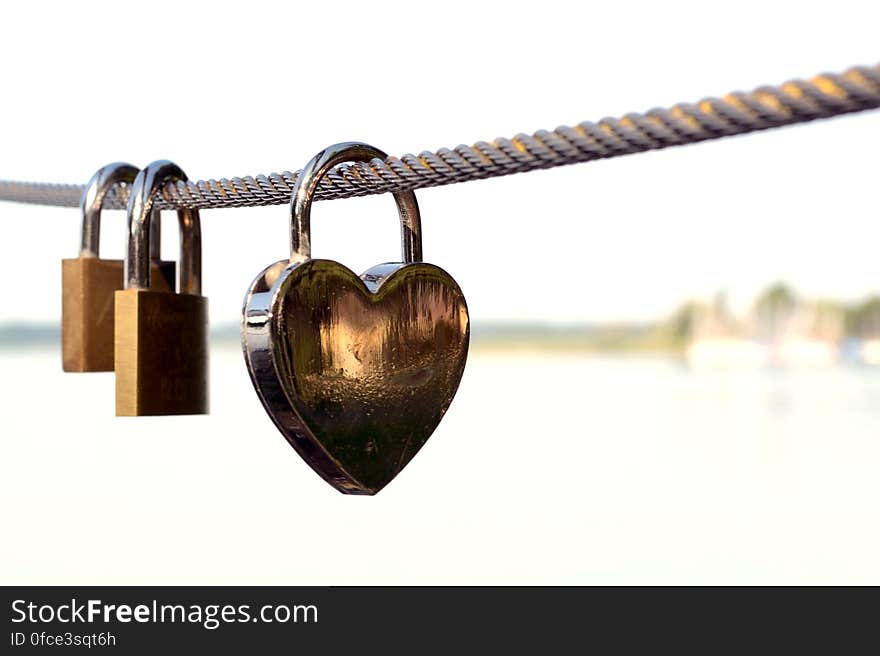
[2,0,880,325]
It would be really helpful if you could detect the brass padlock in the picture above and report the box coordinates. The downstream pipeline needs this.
[62,163,175,372]
[114,160,209,416]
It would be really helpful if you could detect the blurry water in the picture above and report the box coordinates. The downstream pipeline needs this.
[2,345,880,584]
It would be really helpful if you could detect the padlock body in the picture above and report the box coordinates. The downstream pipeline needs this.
[114,289,209,416]
[61,258,175,372]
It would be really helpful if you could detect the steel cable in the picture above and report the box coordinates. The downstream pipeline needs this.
[1,65,879,211]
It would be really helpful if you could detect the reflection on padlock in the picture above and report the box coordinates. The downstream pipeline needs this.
[114,161,209,416]
[61,163,174,372]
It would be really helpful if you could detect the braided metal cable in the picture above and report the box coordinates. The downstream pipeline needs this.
[2,65,880,211]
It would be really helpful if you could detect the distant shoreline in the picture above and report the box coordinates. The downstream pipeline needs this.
[0,321,678,353]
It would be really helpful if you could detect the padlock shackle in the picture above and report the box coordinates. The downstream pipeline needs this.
[290,142,423,264]
[124,160,201,295]
[80,162,161,260]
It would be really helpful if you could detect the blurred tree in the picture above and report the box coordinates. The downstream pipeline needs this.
[753,282,797,337]
[845,295,880,337]
[668,301,703,343]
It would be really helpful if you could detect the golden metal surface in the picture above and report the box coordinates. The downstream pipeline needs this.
[61,258,173,372]
[243,259,469,494]
[114,160,208,417]
[114,289,209,416]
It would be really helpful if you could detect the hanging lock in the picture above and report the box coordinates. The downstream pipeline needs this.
[114,161,209,416]
[242,142,469,494]
[61,163,174,372]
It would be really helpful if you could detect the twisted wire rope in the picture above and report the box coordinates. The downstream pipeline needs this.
[1,65,879,211]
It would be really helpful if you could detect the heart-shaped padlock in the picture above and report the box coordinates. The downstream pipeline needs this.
[242,142,469,495]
